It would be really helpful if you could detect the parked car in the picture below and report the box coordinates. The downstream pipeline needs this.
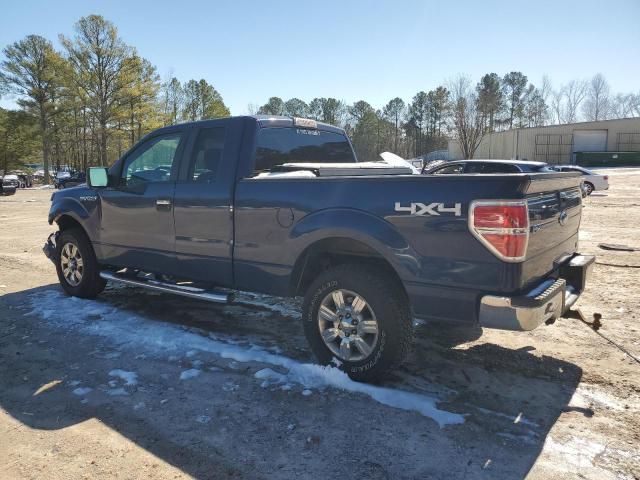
[424,159,554,174]
[16,173,34,188]
[56,172,86,189]
[43,116,593,381]
[1,174,19,195]
[552,165,609,195]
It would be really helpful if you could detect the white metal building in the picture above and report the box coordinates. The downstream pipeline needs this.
[448,117,640,164]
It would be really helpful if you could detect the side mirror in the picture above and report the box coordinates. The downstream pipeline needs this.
[87,167,109,188]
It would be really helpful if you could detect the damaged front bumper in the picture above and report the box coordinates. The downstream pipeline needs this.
[479,254,595,331]
[43,231,59,263]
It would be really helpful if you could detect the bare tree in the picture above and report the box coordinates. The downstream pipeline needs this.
[562,80,588,123]
[448,75,484,159]
[550,89,564,124]
[611,92,639,119]
[538,75,553,125]
[245,103,259,115]
[583,73,611,121]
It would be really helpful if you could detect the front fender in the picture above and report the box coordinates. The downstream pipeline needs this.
[48,196,90,225]
[290,208,421,279]
[47,190,101,242]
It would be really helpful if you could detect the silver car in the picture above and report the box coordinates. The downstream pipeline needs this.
[553,165,609,195]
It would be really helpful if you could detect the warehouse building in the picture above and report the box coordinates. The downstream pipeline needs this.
[448,117,640,165]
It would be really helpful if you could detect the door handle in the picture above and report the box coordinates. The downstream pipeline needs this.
[156,198,172,210]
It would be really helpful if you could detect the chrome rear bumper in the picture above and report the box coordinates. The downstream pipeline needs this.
[479,254,595,331]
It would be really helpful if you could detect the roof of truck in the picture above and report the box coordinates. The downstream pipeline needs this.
[153,116,345,135]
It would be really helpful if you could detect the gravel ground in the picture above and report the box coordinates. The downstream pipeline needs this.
[0,169,639,480]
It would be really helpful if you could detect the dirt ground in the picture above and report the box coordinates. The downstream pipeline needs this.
[1,169,639,480]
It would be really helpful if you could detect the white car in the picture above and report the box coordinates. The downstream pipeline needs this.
[553,165,609,195]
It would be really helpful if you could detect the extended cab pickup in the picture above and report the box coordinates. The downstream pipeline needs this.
[44,116,594,381]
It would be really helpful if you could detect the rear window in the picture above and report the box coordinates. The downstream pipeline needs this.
[253,127,355,174]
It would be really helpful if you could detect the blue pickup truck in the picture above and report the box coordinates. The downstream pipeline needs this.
[44,116,594,381]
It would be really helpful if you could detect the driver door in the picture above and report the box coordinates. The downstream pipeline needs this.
[95,128,187,274]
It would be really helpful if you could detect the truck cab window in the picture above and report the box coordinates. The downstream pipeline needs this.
[253,127,355,174]
[431,164,464,175]
[122,133,182,186]
[466,163,520,173]
[189,127,226,182]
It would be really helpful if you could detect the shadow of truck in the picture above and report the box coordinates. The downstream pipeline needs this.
[0,284,583,479]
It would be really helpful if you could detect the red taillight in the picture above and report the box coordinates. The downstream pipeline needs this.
[603,176,608,180]
[469,201,529,262]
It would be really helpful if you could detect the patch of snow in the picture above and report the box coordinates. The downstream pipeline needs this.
[72,387,92,396]
[570,384,627,411]
[222,382,239,392]
[302,389,312,396]
[195,415,211,424]
[133,402,146,410]
[29,289,464,427]
[109,369,138,386]
[107,387,128,396]
[68,380,81,387]
[180,369,201,381]
[497,432,537,445]
[235,291,301,318]
[472,405,539,428]
[543,435,606,470]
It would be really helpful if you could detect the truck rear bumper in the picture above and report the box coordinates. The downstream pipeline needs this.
[479,254,595,331]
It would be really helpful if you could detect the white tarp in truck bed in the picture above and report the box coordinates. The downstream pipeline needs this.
[277,161,413,177]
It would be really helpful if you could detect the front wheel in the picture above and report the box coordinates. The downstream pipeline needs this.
[302,264,413,382]
[55,228,106,299]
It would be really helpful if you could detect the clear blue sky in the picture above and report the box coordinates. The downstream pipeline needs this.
[1,0,639,114]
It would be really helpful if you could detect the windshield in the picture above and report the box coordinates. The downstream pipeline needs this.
[253,127,355,174]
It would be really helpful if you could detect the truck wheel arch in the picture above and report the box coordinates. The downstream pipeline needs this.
[55,214,88,238]
[290,236,408,302]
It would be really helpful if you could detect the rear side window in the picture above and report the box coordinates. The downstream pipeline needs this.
[188,127,226,182]
[253,127,355,174]
[465,163,520,173]
[430,164,464,175]
[530,164,554,172]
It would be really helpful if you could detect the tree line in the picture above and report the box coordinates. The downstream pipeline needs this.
[0,15,230,182]
[2,14,639,178]
[253,72,639,162]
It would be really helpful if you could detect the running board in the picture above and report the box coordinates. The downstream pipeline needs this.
[99,271,234,304]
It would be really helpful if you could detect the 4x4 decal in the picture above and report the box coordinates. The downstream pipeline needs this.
[394,202,462,216]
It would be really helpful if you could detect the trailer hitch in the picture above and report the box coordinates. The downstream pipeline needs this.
[566,309,640,365]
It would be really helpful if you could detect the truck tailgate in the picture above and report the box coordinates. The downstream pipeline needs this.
[520,173,583,289]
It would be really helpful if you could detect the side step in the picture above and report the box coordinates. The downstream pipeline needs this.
[99,271,234,304]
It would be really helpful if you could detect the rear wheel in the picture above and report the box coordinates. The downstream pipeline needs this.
[302,264,413,382]
[55,228,106,299]
[584,182,594,195]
